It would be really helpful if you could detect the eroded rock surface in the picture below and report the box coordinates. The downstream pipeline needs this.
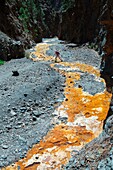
[64,115,113,170]
[0,31,24,61]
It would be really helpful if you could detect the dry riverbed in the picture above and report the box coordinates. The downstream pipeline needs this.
[0,38,112,169]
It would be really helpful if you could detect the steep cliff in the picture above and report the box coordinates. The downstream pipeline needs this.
[0,0,57,60]
[59,0,103,43]
[0,0,113,64]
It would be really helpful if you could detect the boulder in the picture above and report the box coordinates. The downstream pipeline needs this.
[0,31,24,61]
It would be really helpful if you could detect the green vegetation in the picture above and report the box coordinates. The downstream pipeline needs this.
[18,0,39,33]
[0,60,4,65]
[60,0,75,11]
[18,0,47,34]
[18,0,75,37]
[88,42,98,51]
[19,5,30,33]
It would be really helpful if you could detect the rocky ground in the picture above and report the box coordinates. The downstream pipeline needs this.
[64,115,113,170]
[0,58,65,167]
[0,39,113,169]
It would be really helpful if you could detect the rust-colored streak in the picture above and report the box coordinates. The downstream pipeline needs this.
[51,62,111,123]
[63,85,111,122]
[4,43,112,170]
[5,125,94,170]
[51,62,100,77]
[29,43,54,62]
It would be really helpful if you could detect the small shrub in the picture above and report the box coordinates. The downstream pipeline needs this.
[18,0,39,33]
[0,60,4,65]
[61,0,75,11]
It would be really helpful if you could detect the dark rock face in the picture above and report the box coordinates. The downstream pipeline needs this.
[0,1,34,60]
[58,0,113,57]
[99,1,113,126]
[0,0,57,60]
[59,0,106,43]
[0,0,113,61]
[101,0,113,55]
[100,0,113,79]
[0,31,24,60]
[0,1,34,44]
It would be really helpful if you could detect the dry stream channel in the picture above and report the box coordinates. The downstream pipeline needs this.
[2,38,112,170]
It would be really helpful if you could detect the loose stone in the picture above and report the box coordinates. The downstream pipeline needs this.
[10,110,17,116]
[32,110,42,117]
[2,144,8,149]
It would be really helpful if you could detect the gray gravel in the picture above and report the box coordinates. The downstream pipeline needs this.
[0,39,112,169]
[75,73,105,95]
[46,44,101,68]
[0,58,65,167]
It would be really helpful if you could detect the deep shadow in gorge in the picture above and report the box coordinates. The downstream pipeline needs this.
[99,0,113,126]
[59,0,104,43]
[101,53,113,127]
[0,0,113,60]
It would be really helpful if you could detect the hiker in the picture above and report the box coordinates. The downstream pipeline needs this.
[55,51,63,62]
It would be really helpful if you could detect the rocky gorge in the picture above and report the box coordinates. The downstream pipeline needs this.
[0,0,113,169]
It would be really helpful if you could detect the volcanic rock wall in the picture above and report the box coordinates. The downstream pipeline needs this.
[0,0,57,60]
[0,0,34,60]
[0,0,113,62]
[59,0,105,43]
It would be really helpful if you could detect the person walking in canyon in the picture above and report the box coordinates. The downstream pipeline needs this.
[55,51,63,62]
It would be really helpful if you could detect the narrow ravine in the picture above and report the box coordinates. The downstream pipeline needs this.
[3,38,112,170]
